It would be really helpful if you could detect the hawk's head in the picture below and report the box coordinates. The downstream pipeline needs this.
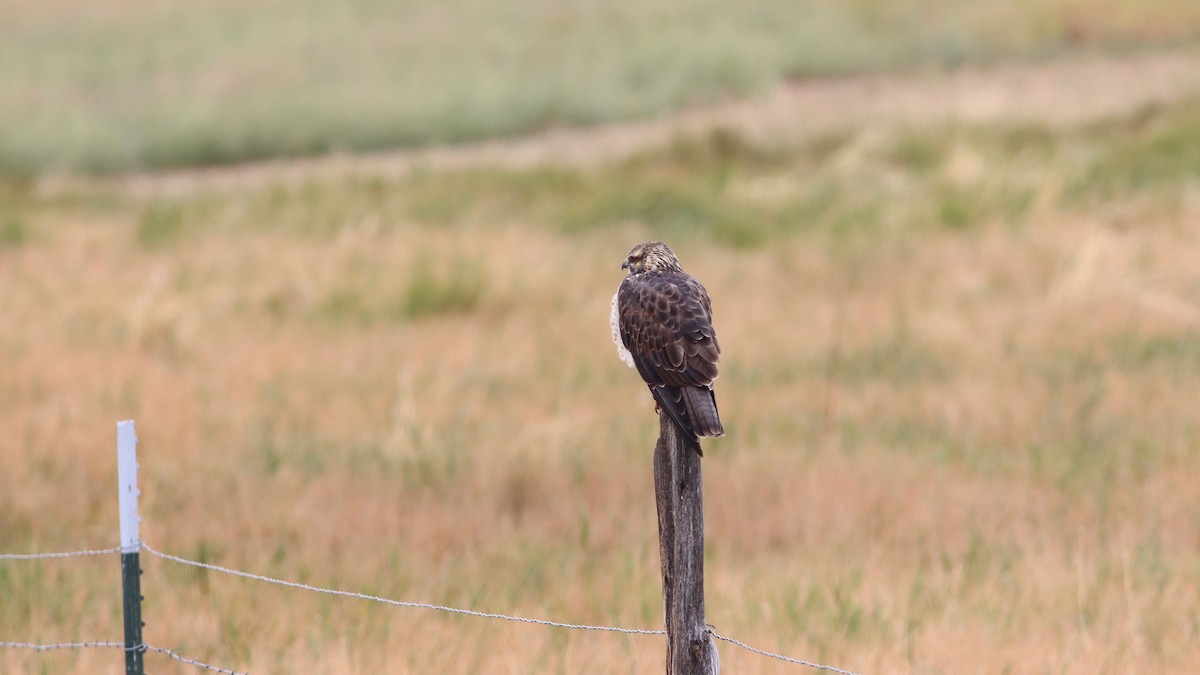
[621,241,683,275]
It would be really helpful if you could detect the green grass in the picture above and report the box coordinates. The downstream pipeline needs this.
[0,181,32,247]
[394,262,486,320]
[136,202,190,248]
[3,0,1200,175]
[311,259,487,324]
[1085,103,1200,194]
[0,217,26,248]
[115,97,1200,251]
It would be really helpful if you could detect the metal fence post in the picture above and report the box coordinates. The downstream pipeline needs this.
[117,420,145,675]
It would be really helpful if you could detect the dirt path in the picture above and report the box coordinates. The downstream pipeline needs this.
[76,49,1200,197]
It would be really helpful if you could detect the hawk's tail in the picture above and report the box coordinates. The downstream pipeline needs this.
[651,385,724,451]
[683,386,724,439]
[652,386,696,444]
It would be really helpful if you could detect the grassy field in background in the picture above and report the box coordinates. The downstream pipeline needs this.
[3,0,1200,175]
[3,89,1200,672]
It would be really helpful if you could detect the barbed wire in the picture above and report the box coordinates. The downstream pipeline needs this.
[0,546,123,560]
[708,630,861,675]
[143,542,859,673]
[0,640,244,674]
[0,640,123,651]
[142,542,666,636]
[144,643,246,675]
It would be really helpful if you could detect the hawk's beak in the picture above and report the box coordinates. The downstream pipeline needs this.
[621,258,630,270]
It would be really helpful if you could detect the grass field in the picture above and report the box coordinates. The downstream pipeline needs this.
[4,75,1200,672]
[4,0,1200,174]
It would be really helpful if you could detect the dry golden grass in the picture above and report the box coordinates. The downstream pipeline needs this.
[4,103,1200,673]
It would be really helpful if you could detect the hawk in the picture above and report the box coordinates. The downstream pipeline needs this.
[612,241,724,447]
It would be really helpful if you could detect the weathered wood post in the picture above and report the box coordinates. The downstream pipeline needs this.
[653,413,719,675]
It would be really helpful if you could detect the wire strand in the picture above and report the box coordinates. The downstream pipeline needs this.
[709,630,861,675]
[0,640,245,674]
[142,542,666,636]
[143,542,860,672]
[0,640,123,651]
[0,546,122,560]
[144,643,247,675]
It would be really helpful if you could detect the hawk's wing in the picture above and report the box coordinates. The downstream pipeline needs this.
[617,272,720,389]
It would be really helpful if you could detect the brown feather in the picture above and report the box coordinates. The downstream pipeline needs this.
[617,242,724,443]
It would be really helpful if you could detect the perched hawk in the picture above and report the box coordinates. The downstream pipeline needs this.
[613,241,724,446]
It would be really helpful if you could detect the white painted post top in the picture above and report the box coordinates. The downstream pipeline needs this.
[116,420,141,553]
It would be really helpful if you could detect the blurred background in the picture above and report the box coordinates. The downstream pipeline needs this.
[3,1,1200,673]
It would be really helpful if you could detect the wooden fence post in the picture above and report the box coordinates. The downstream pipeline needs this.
[653,413,719,675]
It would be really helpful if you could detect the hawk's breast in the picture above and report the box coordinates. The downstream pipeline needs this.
[611,291,634,368]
